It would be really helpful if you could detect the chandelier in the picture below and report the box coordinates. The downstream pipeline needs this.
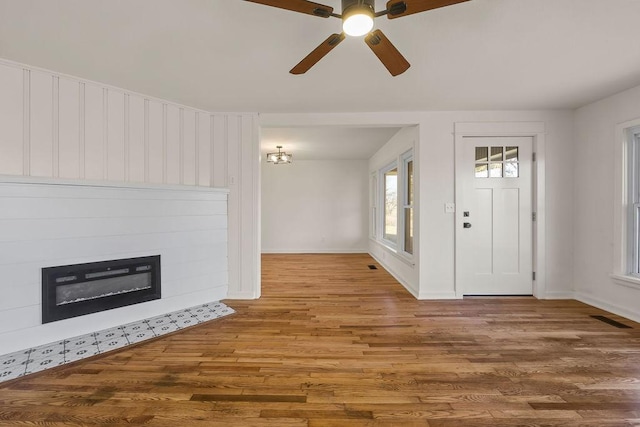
[267,146,292,164]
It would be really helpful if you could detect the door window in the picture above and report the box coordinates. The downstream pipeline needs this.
[475,146,519,178]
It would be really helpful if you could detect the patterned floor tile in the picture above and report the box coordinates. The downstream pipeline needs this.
[0,349,29,381]
[25,353,66,374]
[190,306,212,322]
[122,321,156,344]
[125,329,156,344]
[198,312,222,321]
[93,327,128,352]
[0,301,233,384]
[65,335,99,351]
[152,322,181,334]
[0,349,30,370]
[170,312,200,328]
[64,345,101,363]
[99,336,129,352]
[147,315,181,334]
[29,341,66,360]
[0,365,25,382]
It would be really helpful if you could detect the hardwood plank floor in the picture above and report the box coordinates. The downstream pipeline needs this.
[1,253,640,426]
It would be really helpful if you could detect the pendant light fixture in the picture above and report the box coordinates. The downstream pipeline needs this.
[267,146,293,164]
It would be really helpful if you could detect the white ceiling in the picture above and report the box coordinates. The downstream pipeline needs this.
[261,126,402,160]
[1,0,640,114]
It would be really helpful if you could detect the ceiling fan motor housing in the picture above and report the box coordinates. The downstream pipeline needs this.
[342,0,375,17]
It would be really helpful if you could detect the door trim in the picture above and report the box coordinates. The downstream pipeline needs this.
[454,122,546,299]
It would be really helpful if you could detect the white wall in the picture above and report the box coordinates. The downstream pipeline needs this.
[420,112,575,300]
[262,160,369,253]
[260,111,575,300]
[368,127,419,296]
[0,178,228,354]
[573,84,640,322]
[0,58,260,301]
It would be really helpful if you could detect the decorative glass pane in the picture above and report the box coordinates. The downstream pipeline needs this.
[475,147,488,162]
[506,146,518,161]
[404,208,413,255]
[407,160,414,205]
[489,163,503,178]
[504,162,519,178]
[384,168,398,243]
[475,163,488,178]
[490,146,503,161]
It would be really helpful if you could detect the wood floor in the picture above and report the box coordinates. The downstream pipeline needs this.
[1,253,640,426]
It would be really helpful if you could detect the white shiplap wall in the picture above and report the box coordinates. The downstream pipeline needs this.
[0,58,260,352]
[0,58,260,302]
[0,178,228,354]
[1,60,222,186]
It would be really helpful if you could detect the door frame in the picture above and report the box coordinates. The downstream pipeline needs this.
[454,122,546,299]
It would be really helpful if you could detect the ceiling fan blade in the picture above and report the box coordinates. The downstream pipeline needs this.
[386,0,470,19]
[244,0,334,18]
[290,33,346,75]
[364,30,410,76]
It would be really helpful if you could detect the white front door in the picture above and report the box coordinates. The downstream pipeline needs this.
[456,137,533,295]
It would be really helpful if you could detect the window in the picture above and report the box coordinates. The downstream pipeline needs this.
[375,150,414,257]
[612,118,640,286]
[475,145,519,178]
[403,154,414,255]
[370,172,377,238]
[627,126,640,276]
[383,166,398,243]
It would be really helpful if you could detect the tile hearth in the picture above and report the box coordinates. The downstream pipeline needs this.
[0,301,234,383]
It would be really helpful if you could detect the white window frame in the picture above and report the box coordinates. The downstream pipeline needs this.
[370,172,377,239]
[379,161,399,248]
[401,150,414,257]
[375,150,415,259]
[628,126,640,277]
[612,118,640,288]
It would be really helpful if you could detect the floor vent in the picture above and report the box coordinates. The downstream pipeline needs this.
[368,265,378,270]
[590,315,632,329]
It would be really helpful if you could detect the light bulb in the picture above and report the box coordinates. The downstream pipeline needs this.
[343,12,374,37]
[270,154,278,162]
[281,154,289,162]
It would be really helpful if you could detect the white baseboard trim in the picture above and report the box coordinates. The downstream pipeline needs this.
[418,291,459,300]
[261,249,368,254]
[225,291,259,300]
[368,252,419,298]
[543,291,575,299]
[574,291,640,323]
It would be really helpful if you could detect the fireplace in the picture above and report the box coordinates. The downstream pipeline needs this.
[42,256,161,323]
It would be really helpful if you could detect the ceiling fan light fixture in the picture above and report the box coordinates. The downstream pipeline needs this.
[342,0,375,37]
[343,12,374,36]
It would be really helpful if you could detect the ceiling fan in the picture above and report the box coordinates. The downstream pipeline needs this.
[244,0,470,76]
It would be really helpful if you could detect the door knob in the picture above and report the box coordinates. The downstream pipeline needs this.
[463,222,472,228]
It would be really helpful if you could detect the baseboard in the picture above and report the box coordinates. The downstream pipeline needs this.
[543,291,574,299]
[574,291,640,323]
[225,291,259,300]
[417,291,459,300]
[261,249,368,254]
